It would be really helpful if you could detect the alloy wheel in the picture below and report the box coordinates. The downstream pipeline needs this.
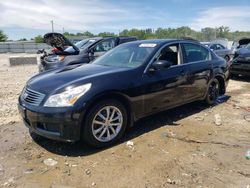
[91,106,123,142]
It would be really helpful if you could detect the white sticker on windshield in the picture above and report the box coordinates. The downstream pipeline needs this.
[139,43,157,48]
[89,39,96,42]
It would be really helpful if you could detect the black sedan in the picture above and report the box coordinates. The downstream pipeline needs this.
[230,43,250,77]
[18,39,229,147]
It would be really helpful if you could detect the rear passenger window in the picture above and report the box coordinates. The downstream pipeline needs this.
[217,44,225,49]
[156,44,181,66]
[183,43,211,63]
[94,39,116,52]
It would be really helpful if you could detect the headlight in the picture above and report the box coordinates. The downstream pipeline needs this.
[57,55,65,61]
[49,55,65,62]
[44,83,91,107]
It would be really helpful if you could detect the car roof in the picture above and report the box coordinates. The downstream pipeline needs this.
[87,37,103,40]
[98,36,137,39]
[127,39,200,45]
[201,42,210,44]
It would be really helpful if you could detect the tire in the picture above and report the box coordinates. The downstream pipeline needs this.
[82,99,128,148]
[205,78,220,105]
[29,130,43,142]
[224,55,230,62]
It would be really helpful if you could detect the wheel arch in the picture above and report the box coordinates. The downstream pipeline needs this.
[82,91,134,129]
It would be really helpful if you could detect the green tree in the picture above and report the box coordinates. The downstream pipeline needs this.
[98,32,116,37]
[63,32,75,37]
[0,30,8,42]
[34,35,44,43]
[201,27,216,41]
[82,31,94,37]
[18,38,27,41]
[119,29,129,36]
[155,28,167,38]
[176,26,193,38]
[216,26,230,38]
[120,29,147,39]
[31,27,250,43]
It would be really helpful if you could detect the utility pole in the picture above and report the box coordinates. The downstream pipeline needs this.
[51,20,54,32]
[62,27,65,34]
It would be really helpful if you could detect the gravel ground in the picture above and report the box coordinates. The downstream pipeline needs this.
[0,54,250,188]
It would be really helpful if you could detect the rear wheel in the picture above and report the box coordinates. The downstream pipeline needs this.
[205,79,220,105]
[82,100,128,148]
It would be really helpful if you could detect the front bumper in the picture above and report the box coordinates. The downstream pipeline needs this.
[230,62,250,76]
[18,102,86,142]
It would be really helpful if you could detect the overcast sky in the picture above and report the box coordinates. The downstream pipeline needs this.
[1,0,250,40]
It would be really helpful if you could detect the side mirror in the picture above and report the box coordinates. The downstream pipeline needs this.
[88,48,94,56]
[150,60,172,72]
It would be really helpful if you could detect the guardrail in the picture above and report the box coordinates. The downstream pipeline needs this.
[0,42,50,53]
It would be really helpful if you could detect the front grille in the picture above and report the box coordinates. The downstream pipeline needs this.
[37,123,60,133]
[22,87,45,106]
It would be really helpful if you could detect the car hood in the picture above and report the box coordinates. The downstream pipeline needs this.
[239,38,250,46]
[27,64,130,94]
[44,33,79,55]
[236,48,250,56]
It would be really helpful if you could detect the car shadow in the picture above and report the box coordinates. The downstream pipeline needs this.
[32,96,230,157]
[231,75,250,82]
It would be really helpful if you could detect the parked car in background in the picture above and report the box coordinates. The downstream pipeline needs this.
[202,42,233,62]
[211,38,231,49]
[230,43,250,77]
[38,33,137,72]
[39,37,87,56]
[19,39,229,147]
[237,38,250,49]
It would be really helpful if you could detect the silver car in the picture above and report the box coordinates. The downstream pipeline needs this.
[202,42,233,62]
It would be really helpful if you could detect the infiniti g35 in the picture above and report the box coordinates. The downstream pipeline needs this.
[18,39,230,147]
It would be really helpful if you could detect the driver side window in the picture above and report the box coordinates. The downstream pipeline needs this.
[93,39,116,52]
[210,44,217,50]
[156,44,181,66]
[217,44,225,50]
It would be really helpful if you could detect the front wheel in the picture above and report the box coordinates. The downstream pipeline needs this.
[205,79,220,105]
[82,100,128,148]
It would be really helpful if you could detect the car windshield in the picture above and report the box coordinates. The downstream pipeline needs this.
[64,39,98,52]
[246,43,250,50]
[92,43,157,68]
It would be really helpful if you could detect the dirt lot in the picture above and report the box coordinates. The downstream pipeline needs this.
[0,55,250,188]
